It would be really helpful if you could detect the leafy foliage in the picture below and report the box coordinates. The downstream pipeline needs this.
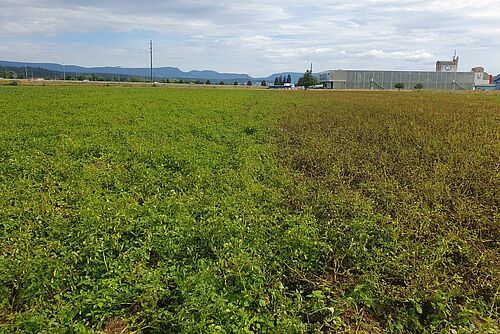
[296,70,318,89]
[394,82,405,90]
[278,90,500,332]
[0,87,498,333]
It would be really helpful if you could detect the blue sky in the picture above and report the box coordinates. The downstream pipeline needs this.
[0,0,498,76]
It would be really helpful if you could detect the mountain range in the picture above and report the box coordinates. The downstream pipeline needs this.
[0,60,303,83]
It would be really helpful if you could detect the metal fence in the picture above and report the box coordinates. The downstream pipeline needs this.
[317,70,475,90]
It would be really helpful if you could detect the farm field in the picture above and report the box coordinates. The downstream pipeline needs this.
[0,86,499,333]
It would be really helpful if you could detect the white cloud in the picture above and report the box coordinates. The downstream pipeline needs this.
[358,50,435,62]
[0,0,498,75]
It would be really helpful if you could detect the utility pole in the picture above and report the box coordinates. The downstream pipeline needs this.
[62,63,66,81]
[150,40,153,83]
[24,59,28,79]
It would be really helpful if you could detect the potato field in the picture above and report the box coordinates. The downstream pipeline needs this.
[0,86,499,333]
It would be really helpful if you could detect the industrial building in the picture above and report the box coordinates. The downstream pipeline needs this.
[493,74,500,90]
[472,67,495,90]
[315,55,491,91]
[435,55,459,72]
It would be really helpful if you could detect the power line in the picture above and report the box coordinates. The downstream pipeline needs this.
[150,40,153,83]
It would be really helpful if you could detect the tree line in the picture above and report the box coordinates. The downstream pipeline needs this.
[273,74,292,85]
[0,67,258,85]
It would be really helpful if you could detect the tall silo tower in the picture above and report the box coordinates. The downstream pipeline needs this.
[436,51,459,72]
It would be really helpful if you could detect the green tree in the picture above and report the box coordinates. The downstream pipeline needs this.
[261,80,267,87]
[247,80,253,86]
[296,70,317,89]
[394,82,405,91]
[286,74,292,83]
[414,83,423,90]
[233,81,238,86]
[274,77,279,85]
[205,80,211,85]
[218,81,225,85]
[4,71,17,79]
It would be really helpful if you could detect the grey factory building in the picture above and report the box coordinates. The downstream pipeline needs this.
[493,74,500,90]
[315,55,490,91]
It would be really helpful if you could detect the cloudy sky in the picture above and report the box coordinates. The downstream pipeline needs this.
[0,0,498,76]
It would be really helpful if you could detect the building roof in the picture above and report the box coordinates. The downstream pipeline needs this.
[316,69,473,75]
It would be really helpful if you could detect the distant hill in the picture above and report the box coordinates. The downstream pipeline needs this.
[0,61,252,82]
[0,60,303,83]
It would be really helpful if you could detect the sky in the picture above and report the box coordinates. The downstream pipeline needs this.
[0,0,499,76]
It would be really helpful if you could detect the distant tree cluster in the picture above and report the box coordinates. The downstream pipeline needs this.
[1,70,18,79]
[273,74,292,85]
[159,79,228,85]
[1,67,62,80]
[0,66,136,82]
[393,82,424,91]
